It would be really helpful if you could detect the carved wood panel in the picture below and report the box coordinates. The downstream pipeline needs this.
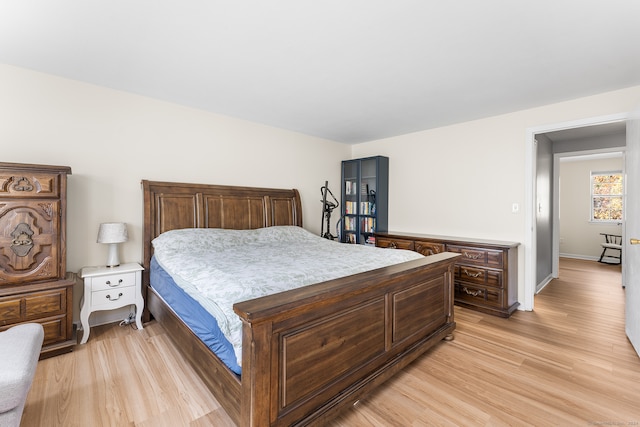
[0,200,60,284]
[0,173,60,198]
[0,163,73,358]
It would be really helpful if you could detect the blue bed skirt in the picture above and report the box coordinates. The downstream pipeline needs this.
[150,256,242,374]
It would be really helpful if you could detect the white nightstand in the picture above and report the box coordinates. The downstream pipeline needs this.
[79,262,144,344]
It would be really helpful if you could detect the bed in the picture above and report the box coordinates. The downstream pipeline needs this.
[141,180,460,426]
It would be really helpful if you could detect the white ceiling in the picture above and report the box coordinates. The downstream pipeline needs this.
[2,1,640,144]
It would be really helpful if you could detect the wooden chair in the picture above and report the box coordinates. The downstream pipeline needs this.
[598,233,622,265]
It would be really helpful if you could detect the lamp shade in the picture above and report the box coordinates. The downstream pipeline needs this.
[97,223,128,267]
[96,222,128,244]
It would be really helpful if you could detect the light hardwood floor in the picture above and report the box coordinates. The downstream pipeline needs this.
[22,258,640,426]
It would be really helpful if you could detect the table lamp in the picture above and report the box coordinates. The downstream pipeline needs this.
[96,222,128,267]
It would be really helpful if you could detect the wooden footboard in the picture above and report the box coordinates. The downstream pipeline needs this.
[234,252,459,426]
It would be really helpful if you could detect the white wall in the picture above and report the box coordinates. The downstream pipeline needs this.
[351,85,640,308]
[0,64,350,324]
[535,134,554,287]
[559,156,623,259]
[4,62,640,320]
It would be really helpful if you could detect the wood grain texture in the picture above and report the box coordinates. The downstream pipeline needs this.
[376,231,519,317]
[141,180,457,426]
[22,258,640,426]
[0,163,75,357]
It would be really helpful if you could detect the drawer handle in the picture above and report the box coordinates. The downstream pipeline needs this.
[11,176,34,192]
[463,252,482,260]
[462,268,483,278]
[11,236,33,246]
[388,242,397,249]
[418,247,435,255]
[106,292,123,301]
[106,279,124,287]
[462,287,483,297]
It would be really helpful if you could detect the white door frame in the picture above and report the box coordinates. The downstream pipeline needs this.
[524,112,629,310]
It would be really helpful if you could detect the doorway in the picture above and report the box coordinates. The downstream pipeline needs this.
[554,151,624,269]
[524,113,629,311]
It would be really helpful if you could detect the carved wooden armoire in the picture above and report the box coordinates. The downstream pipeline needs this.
[0,162,75,358]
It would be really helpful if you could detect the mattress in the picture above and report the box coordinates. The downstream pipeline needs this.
[151,225,424,374]
[150,256,241,374]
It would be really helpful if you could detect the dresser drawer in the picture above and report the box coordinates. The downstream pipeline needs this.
[375,232,519,317]
[0,298,21,323]
[0,314,69,345]
[0,172,61,198]
[455,283,503,308]
[455,265,503,288]
[24,289,67,318]
[376,237,415,251]
[41,315,70,345]
[88,272,137,292]
[91,286,136,310]
[446,245,503,268]
[0,288,67,325]
[414,240,445,256]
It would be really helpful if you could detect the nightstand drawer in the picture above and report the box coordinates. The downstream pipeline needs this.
[89,272,136,292]
[91,286,136,309]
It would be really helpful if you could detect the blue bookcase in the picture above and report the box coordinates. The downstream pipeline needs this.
[341,156,388,244]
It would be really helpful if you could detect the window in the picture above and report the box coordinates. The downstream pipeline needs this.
[591,171,623,221]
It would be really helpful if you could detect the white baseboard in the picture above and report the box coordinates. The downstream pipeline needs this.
[559,253,599,261]
[559,253,620,264]
[536,274,554,294]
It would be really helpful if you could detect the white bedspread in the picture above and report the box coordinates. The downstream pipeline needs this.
[152,226,423,366]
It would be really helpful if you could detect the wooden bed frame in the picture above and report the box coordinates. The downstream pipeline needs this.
[141,180,460,426]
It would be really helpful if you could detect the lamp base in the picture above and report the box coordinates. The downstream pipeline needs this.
[105,243,121,268]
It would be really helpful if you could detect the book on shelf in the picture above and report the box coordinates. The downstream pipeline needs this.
[345,181,357,196]
[360,201,376,215]
[360,217,375,233]
[343,216,356,231]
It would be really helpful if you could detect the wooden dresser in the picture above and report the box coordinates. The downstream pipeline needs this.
[0,162,75,358]
[375,232,519,317]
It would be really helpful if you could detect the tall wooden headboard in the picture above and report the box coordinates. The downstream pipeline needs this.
[141,180,303,318]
